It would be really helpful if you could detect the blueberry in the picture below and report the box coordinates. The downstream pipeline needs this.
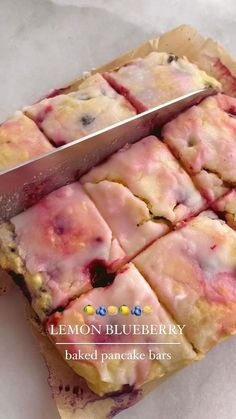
[167,54,178,63]
[96,306,107,316]
[81,114,95,126]
[100,305,106,311]
[134,306,142,316]
[99,306,107,316]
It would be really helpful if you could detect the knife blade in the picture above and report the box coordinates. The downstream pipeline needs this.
[0,87,216,221]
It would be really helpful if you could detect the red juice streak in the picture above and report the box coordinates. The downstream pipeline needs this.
[212,58,236,97]
[35,104,53,124]
[46,88,65,99]
[103,72,146,113]
[84,259,116,288]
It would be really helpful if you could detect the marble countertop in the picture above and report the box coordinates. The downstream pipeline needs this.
[0,1,236,418]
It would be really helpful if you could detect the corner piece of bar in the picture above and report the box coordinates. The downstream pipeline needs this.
[162,93,236,201]
[47,263,197,396]
[104,51,220,112]
[0,111,53,171]
[0,183,125,320]
[25,73,136,146]
[81,135,205,258]
[134,211,236,354]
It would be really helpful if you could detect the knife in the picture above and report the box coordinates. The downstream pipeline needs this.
[0,87,216,222]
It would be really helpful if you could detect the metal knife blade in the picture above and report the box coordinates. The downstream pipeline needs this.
[0,87,216,221]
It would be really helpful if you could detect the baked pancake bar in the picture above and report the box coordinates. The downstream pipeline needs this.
[104,52,220,112]
[47,263,197,396]
[81,135,205,258]
[163,94,236,201]
[25,74,136,146]
[134,211,236,354]
[0,183,125,319]
[0,112,53,171]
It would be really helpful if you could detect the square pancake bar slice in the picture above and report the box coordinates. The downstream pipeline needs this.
[25,73,136,146]
[0,183,125,320]
[104,52,221,112]
[134,211,236,354]
[162,94,236,202]
[211,189,236,231]
[47,263,197,396]
[81,135,206,258]
[0,111,53,171]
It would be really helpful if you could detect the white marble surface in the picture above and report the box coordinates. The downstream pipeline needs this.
[0,1,236,418]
